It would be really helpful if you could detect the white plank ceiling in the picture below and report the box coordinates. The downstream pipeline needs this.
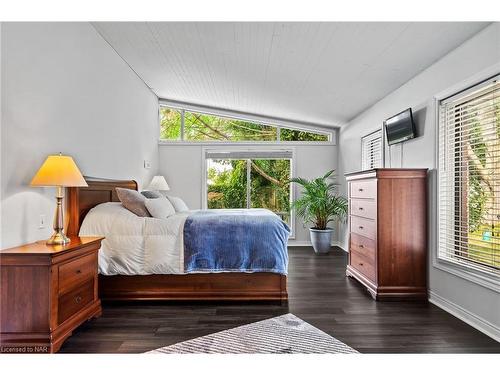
[93,22,489,127]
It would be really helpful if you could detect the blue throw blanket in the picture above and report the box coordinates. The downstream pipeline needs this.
[183,209,290,275]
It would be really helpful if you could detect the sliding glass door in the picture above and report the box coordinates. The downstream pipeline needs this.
[205,150,293,226]
[249,159,291,223]
[207,158,248,209]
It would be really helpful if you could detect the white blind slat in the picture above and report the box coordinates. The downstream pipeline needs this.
[205,150,293,159]
[361,130,383,170]
[438,76,499,276]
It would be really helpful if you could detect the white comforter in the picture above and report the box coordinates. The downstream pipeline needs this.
[79,202,190,275]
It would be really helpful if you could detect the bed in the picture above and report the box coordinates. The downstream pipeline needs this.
[67,178,289,302]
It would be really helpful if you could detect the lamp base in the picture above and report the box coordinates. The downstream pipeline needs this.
[46,230,71,245]
[46,187,70,246]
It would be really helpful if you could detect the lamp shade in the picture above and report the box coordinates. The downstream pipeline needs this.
[30,154,88,187]
[147,175,170,191]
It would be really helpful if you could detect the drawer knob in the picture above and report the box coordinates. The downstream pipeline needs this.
[358,207,364,210]
[359,244,364,248]
[75,296,82,304]
[358,188,363,192]
[359,263,364,266]
[359,226,364,230]
[76,269,82,274]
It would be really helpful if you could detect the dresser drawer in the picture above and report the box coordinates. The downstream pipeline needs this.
[58,280,94,324]
[350,232,376,263]
[58,253,96,294]
[350,248,376,281]
[350,216,376,240]
[350,179,377,199]
[350,198,376,219]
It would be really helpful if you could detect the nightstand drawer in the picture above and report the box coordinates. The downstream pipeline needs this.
[350,248,376,281]
[58,253,95,294]
[58,280,94,324]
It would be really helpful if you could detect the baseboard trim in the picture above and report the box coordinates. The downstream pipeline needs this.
[287,241,311,247]
[288,241,347,251]
[428,290,500,343]
[334,241,347,252]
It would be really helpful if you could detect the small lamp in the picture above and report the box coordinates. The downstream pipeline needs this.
[146,175,170,192]
[31,153,88,245]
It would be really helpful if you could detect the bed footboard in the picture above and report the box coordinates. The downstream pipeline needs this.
[99,273,288,302]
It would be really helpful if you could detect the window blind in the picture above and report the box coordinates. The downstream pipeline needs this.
[361,130,383,170]
[205,150,293,160]
[438,76,499,275]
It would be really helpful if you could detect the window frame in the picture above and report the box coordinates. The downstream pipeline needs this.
[201,147,296,239]
[361,129,384,170]
[158,100,336,145]
[434,67,500,292]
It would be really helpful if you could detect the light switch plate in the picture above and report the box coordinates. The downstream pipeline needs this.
[39,214,47,229]
[144,160,151,169]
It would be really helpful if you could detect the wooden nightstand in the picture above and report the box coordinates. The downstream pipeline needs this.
[0,236,104,353]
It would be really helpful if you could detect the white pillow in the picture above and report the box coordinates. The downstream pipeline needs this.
[145,197,176,219]
[167,196,189,212]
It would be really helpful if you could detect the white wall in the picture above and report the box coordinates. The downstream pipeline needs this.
[0,22,159,248]
[338,23,500,340]
[158,143,339,244]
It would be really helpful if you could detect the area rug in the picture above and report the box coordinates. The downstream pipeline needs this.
[148,313,358,354]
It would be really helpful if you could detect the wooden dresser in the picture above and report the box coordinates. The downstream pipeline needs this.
[0,237,103,353]
[345,169,427,300]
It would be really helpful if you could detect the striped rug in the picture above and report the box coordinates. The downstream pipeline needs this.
[148,313,358,354]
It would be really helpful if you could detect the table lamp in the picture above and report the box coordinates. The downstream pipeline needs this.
[30,153,88,245]
[146,175,170,192]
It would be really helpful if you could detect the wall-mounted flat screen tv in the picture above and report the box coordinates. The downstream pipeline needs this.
[384,108,416,145]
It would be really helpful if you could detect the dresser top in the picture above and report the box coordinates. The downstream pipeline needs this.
[345,168,428,180]
[1,236,104,255]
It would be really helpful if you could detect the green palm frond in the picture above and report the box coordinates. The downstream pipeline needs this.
[322,169,335,180]
[289,170,347,230]
[288,177,309,187]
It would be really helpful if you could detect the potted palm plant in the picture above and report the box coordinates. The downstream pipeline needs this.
[290,170,348,254]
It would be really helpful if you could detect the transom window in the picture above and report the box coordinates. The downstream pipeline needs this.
[160,105,330,142]
[438,76,499,276]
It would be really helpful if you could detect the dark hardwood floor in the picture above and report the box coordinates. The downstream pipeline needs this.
[60,247,500,353]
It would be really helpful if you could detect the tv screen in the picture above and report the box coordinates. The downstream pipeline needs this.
[384,108,416,145]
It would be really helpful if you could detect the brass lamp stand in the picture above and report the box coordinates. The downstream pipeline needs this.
[47,185,69,245]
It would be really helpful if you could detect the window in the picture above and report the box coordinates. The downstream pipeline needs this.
[205,150,293,227]
[361,129,383,170]
[184,111,277,141]
[279,127,329,142]
[160,107,182,140]
[438,76,499,275]
[160,105,330,142]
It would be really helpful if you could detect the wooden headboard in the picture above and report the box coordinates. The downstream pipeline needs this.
[67,177,137,237]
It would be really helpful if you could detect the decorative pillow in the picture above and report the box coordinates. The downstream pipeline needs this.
[115,187,151,217]
[167,196,189,212]
[145,197,176,219]
[141,190,163,199]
